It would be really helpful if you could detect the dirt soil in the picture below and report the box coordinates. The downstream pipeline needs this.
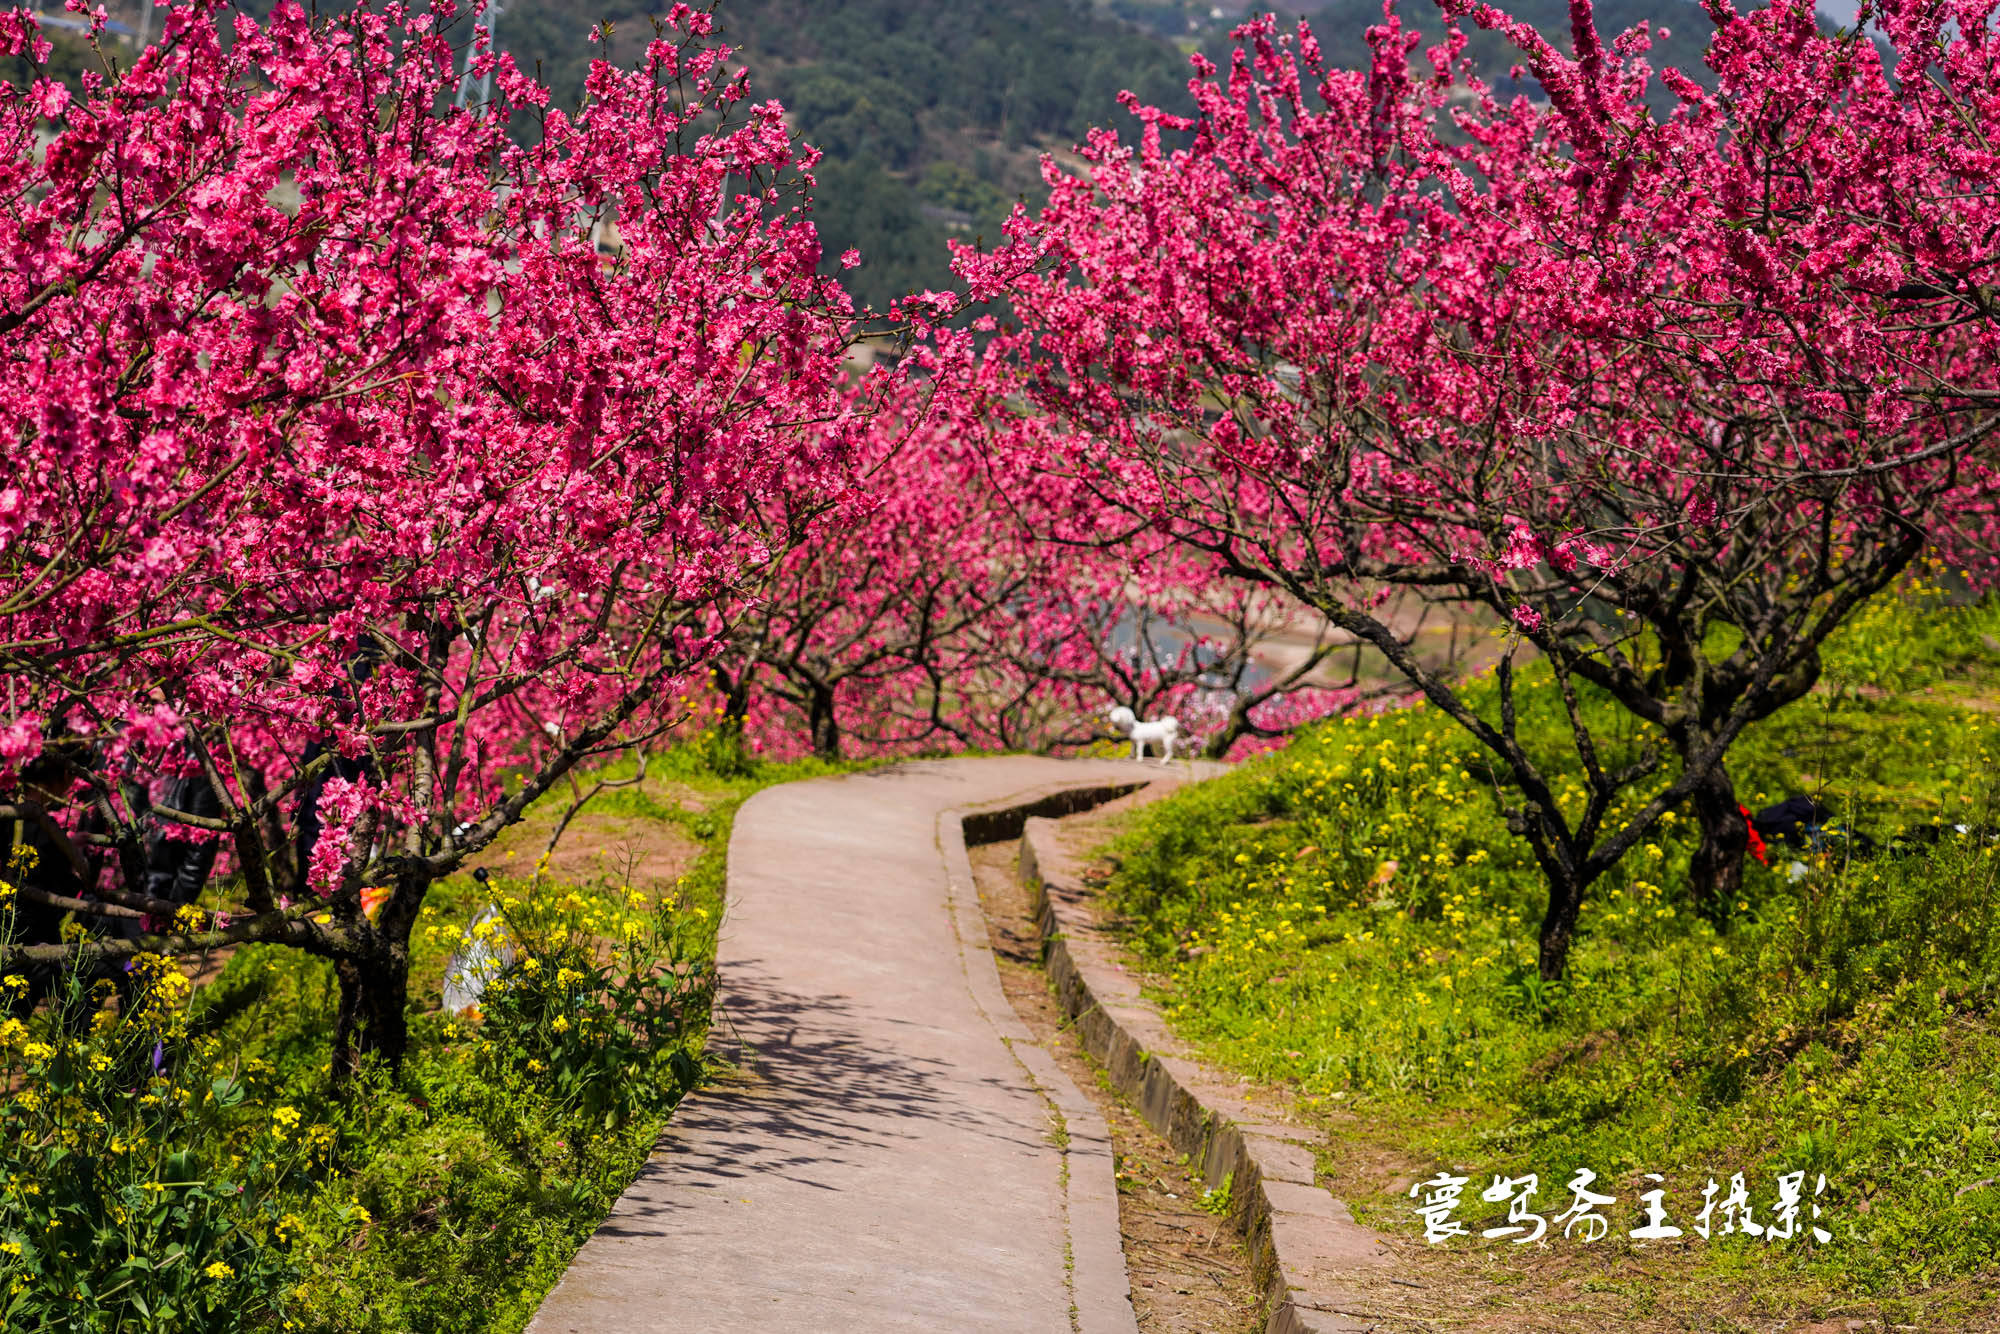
[968,838,1266,1334]
[465,779,708,893]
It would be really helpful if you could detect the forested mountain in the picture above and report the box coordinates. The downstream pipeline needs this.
[690,0,1763,310]
[25,0,1821,309]
[666,0,1738,310]
[1311,0,1725,93]
[592,0,1207,309]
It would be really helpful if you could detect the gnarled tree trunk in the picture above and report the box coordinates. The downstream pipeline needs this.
[1686,762,1749,924]
[1536,872,1586,984]
[807,682,841,760]
[332,936,411,1081]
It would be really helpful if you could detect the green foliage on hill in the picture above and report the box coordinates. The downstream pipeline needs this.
[1099,585,2000,1320]
[3,22,120,97]
[1302,0,1731,109]
[23,0,1829,310]
[490,0,1757,309]
[709,0,1198,309]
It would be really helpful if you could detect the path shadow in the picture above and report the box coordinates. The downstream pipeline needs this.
[587,958,1047,1239]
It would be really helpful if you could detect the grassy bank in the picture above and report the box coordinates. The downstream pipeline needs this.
[1098,587,2000,1325]
[1,744,858,1334]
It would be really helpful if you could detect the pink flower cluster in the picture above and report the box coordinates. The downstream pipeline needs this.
[0,0,862,932]
[973,0,2000,628]
[6,0,2000,1013]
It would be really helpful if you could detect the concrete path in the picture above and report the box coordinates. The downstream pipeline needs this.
[526,755,1201,1334]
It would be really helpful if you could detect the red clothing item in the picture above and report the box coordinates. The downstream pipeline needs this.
[1738,804,1769,864]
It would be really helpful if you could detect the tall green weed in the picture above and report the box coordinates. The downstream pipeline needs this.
[0,895,301,1333]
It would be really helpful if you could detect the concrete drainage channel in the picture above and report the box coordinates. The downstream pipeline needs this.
[958,782,1148,847]
[956,782,1396,1334]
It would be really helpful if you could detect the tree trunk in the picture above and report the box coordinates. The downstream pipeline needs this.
[1203,700,1250,760]
[332,941,410,1082]
[1687,762,1747,923]
[721,668,751,725]
[1536,865,1585,982]
[807,685,840,761]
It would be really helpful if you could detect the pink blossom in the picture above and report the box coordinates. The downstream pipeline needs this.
[127,705,183,753]
[305,777,368,899]
[29,78,66,118]
[1498,525,1546,571]
[0,713,41,769]
[0,0,870,1045]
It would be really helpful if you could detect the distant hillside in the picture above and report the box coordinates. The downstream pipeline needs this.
[31,0,1767,310]
[1298,0,1726,106]
[620,0,1202,310]
[531,0,1740,310]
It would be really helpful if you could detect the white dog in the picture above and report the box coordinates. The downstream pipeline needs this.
[1107,705,1180,763]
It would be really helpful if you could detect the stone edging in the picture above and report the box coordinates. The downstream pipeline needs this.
[1021,813,1396,1334]
[939,779,1156,1334]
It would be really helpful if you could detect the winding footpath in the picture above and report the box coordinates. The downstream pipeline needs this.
[526,755,1201,1334]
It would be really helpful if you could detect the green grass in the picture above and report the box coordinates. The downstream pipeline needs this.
[258,743,867,1332]
[1098,587,2000,1320]
[2,741,868,1334]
